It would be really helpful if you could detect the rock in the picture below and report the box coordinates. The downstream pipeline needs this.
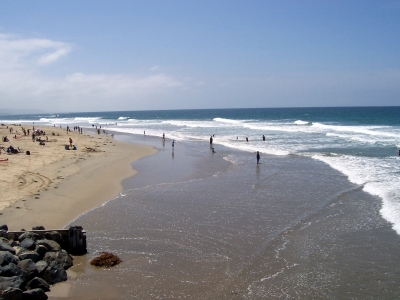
[34,246,47,260]
[43,231,63,244]
[0,252,18,267]
[90,252,122,268]
[35,240,61,252]
[0,276,25,290]
[12,247,24,256]
[17,233,39,243]
[25,277,50,292]
[0,238,10,245]
[0,242,16,255]
[19,239,35,251]
[0,230,7,239]
[43,250,73,270]
[42,261,67,284]
[5,233,17,241]
[17,260,38,280]
[0,263,28,283]
[22,288,48,300]
[34,261,48,277]
[0,287,23,300]
[0,225,8,232]
[17,252,40,264]
[31,226,45,231]
[9,241,19,248]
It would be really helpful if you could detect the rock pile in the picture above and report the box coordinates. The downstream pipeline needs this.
[0,224,74,300]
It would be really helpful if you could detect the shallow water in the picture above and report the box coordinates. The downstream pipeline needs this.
[59,134,400,299]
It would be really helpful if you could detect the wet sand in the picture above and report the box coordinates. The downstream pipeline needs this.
[51,134,400,299]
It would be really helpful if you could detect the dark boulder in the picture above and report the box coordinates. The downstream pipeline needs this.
[42,261,67,284]
[0,287,23,300]
[17,252,40,264]
[17,260,37,280]
[0,230,7,239]
[17,233,39,243]
[35,240,61,252]
[0,238,10,245]
[34,261,48,277]
[34,246,47,260]
[43,231,63,244]
[0,225,8,232]
[0,252,18,267]
[25,277,50,292]
[0,242,15,255]
[0,263,28,283]
[4,233,17,243]
[19,239,35,251]
[43,250,73,270]
[0,276,25,290]
[31,226,45,231]
[9,241,19,248]
[22,288,48,300]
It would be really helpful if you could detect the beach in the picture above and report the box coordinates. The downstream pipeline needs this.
[0,124,157,230]
[1,108,400,299]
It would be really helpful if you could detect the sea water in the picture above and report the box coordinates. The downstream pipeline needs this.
[3,107,400,235]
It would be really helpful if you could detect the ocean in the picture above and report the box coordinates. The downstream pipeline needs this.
[2,107,400,299]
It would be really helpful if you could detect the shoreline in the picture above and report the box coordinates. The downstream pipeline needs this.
[0,124,157,230]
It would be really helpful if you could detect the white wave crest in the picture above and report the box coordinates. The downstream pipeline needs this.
[294,120,310,125]
[213,118,244,125]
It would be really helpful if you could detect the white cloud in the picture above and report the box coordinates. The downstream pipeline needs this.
[0,33,185,112]
[0,34,71,67]
[38,46,71,65]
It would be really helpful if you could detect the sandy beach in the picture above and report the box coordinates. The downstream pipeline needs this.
[0,123,157,231]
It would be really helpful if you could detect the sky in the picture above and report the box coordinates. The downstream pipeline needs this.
[0,0,399,113]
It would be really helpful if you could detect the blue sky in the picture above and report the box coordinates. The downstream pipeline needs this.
[1,0,399,112]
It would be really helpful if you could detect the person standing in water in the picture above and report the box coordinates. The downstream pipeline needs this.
[256,151,260,164]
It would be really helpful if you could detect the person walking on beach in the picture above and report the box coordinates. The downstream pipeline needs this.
[172,140,175,148]
[69,137,73,148]
[256,151,260,164]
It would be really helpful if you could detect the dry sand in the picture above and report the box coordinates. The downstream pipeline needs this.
[0,124,157,230]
